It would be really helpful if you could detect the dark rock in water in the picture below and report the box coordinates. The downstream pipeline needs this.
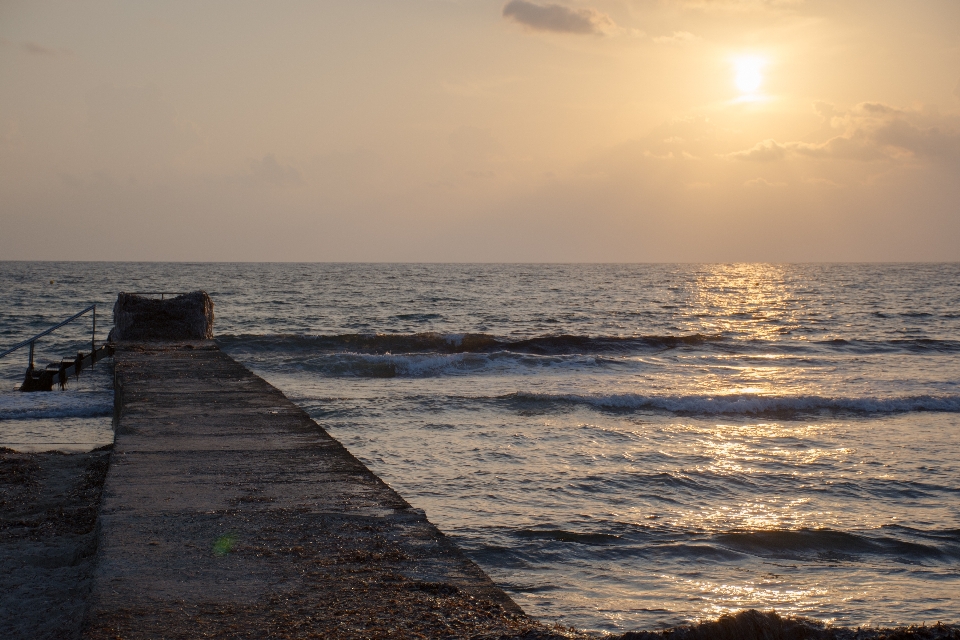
[108,291,214,341]
[616,609,960,640]
[618,610,826,640]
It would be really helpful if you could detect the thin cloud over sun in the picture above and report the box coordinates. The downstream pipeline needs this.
[502,0,615,35]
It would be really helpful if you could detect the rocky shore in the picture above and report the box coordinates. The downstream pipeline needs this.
[0,447,111,639]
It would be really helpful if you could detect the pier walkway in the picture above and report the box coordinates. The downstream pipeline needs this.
[83,342,548,639]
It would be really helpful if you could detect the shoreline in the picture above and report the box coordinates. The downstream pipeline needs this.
[2,449,958,639]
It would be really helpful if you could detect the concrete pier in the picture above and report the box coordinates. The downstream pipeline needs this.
[83,343,551,639]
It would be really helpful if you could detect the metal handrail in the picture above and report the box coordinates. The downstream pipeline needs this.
[0,304,98,370]
[121,291,189,300]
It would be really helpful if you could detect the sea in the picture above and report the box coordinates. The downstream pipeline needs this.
[1,262,958,633]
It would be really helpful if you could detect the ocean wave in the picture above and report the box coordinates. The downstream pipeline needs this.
[514,528,622,545]
[219,332,960,358]
[218,332,725,356]
[714,528,957,562]
[505,391,960,416]
[813,337,960,353]
[0,391,113,421]
[306,350,626,378]
[304,352,489,378]
[496,525,960,563]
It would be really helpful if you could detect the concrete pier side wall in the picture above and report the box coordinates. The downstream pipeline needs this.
[82,343,557,639]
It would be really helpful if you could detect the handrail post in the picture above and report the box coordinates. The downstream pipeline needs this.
[92,306,97,366]
[28,341,34,371]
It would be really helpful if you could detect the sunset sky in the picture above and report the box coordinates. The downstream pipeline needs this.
[2,0,959,262]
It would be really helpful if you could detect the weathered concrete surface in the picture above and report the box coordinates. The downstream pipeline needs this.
[84,343,565,639]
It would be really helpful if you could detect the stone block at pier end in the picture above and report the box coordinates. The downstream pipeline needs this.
[108,291,214,341]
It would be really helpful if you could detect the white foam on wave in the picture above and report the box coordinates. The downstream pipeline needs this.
[314,351,490,377]
[512,391,960,415]
[0,390,114,420]
[308,351,599,377]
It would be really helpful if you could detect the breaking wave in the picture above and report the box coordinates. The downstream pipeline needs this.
[218,332,960,357]
[502,525,960,562]
[514,528,622,545]
[303,352,490,378]
[713,527,960,562]
[505,391,960,416]
[218,332,726,356]
[812,337,960,353]
[0,391,113,421]
[289,351,614,378]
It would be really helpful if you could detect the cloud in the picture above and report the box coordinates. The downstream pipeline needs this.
[804,177,840,188]
[872,117,960,161]
[727,102,960,164]
[672,0,803,10]
[633,115,733,158]
[502,1,615,35]
[744,177,786,188]
[954,77,960,99]
[22,41,71,56]
[726,139,786,162]
[246,154,302,187]
[653,31,700,44]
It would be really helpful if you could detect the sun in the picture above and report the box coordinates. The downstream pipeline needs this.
[733,56,766,95]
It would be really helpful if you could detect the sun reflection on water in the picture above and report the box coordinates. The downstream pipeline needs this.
[688,264,803,342]
[653,420,857,534]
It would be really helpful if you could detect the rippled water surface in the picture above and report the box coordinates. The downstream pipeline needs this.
[2,262,959,631]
